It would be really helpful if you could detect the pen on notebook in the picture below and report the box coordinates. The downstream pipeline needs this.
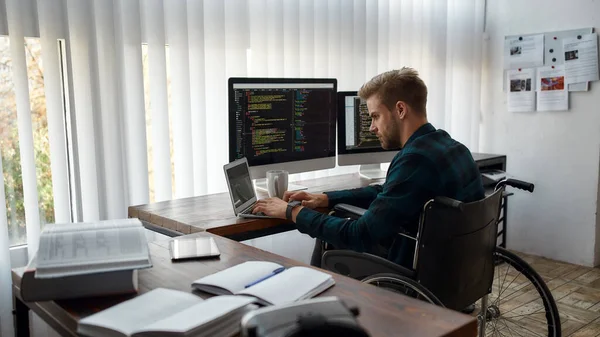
[244,267,286,288]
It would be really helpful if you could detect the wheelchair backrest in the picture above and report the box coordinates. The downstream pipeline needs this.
[414,188,504,311]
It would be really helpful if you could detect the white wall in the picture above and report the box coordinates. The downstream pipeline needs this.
[481,0,600,266]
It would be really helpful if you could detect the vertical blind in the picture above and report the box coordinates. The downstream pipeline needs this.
[0,1,484,332]
[5,0,41,258]
[0,155,11,336]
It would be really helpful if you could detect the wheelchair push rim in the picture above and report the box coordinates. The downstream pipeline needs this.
[360,273,444,307]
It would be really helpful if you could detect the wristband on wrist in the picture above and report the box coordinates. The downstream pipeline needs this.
[286,200,302,221]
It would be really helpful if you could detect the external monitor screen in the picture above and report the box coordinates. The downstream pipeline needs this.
[337,91,398,155]
[229,78,337,167]
[344,95,381,151]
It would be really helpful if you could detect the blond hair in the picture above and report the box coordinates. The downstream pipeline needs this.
[358,67,427,115]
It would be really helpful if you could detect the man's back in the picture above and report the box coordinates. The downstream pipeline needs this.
[399,124,484,205]
[382,123,484,265]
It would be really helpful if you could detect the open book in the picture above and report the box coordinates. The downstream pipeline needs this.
[77,288,257,337]
[191,261,335,306]
[35,218,152,278]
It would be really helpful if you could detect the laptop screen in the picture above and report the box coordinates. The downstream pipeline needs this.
[225,161,255,209]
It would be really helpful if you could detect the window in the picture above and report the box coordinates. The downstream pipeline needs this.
[1,37,59,246]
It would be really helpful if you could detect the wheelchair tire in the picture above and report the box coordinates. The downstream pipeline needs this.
[361,273,444,307]
[484,247,561,337]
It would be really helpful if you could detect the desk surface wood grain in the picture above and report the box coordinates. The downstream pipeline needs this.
[128,173,380,237]
[128,152,506,239]
[13,232,476,337]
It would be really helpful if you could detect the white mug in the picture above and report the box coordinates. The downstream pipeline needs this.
[266,170,289,199]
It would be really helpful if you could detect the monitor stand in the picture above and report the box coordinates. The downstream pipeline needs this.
[359,164,387,180]
[254,179,308,194]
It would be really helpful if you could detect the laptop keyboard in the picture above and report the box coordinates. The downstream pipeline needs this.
[241,205,266,216]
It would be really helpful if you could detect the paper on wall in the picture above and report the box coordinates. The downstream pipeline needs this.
[504,34,545,69]
[536,65,568,111]
[563,33,599,84]
[507,68,535,112]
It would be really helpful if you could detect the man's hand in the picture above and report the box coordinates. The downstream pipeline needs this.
[282,191,328,209]
[252,198,288,219]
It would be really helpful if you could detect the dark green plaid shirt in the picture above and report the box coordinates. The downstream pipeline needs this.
[295,123,485,267]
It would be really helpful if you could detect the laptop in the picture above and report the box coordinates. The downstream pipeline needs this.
[224,158,276,219]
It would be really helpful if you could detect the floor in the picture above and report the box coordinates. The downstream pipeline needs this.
[487,250,600,336]
[16,229,600,336]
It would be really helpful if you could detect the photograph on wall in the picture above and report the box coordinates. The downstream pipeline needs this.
[510,79,532,92]
[536,65,568,111]
[540,76,565,91]
[565,50,579,61]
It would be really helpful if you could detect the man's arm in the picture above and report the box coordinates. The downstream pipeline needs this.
[293,155,439,252]
[324,185,383,209]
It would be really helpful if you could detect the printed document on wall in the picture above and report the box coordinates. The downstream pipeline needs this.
[507,68,535,112]
[536,65,568,111]
[563,33,599,84]
[504,34,544,69]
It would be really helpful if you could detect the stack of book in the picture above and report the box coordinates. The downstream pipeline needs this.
[14,218,152,302]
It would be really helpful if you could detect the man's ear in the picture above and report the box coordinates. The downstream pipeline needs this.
[396,101,407,119]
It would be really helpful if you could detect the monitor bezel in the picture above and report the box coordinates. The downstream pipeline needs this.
[228,77,338,168]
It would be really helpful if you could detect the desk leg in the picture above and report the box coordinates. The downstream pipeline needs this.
[13,295,30,337]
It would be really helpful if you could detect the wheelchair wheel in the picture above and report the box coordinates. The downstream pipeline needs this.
[478,247,561,337]
[361,273,444,307]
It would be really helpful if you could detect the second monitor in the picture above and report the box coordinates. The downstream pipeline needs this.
[337,91,398,180]
[229,78,337,191]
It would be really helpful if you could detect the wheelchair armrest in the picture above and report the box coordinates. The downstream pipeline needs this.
[321,250,415,281]
[333,204,367,217]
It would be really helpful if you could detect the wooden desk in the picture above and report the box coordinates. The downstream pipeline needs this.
[128,153,510,242]
[12,232,476,337]
[128,173,381,240]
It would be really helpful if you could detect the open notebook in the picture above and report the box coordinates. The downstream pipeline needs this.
[191,261,335,306]
[77,288,257,337]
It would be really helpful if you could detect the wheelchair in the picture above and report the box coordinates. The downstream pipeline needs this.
[321,179,561,337]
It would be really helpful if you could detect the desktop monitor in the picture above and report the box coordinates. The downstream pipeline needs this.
[337,91,398,179]
[229,77,337,190]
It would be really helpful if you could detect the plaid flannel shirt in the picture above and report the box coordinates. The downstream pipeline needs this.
[295,123,485,267]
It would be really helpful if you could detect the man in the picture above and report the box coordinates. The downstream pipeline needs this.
[252,67,484,268]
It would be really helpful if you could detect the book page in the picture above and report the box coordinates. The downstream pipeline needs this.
[192,261,282,295]
[78,288,201,336]
[133,296,255,335]
[238,266,334,305]
[36,219,151,278]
